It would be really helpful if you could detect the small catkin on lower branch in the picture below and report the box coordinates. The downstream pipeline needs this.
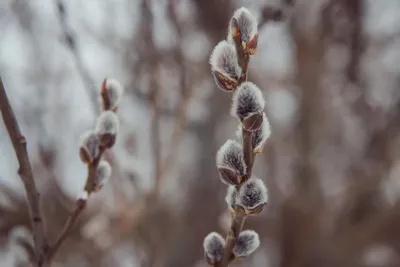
[42,78,123,266]
[0,76,48,266]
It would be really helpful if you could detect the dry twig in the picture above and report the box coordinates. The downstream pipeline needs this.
[0,76,48,266]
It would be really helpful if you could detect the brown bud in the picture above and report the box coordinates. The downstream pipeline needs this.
[242,112,263,132]
[79,147,92,164]
[99,79,110,110]
[218,167,242,185]
[99,78,124,111]
[79,131,100,164]
[212,70,238,92]
[98,133,116,149]
[245,34,258,55]
[244,203,266,215]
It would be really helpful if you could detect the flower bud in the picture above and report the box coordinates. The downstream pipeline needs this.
[100,78,124,111]
[235,114,271,153]
[210,40,242,92]
[231,82,265,131]
[225,186,238,212]
[229,7,258,55]
[95,111,119,149]
[203,232,225,265]
[232,230,260,257]
[79,131,100,164]
[252,113,271,153]
[93,161,112,192]
[237,177,268,214]
[216,139,246,185]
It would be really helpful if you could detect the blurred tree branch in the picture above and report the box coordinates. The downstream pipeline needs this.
[0,76,48,266]
[55,0,99,113]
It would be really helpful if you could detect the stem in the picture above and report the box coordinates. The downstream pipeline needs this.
[215,209,247,267]
[0,76,48,266]
[242,129,255,180]
[43,198,86,262]
[44,149,105,264]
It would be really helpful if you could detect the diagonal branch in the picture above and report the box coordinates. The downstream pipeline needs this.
[44,197,86,262]
[43,147,106,265]
[0,76,48,265]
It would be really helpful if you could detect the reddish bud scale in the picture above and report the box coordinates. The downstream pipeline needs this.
[212,70,238,92]
[218,167,242,185]
[79,147,93,164]
[98,133,116,149]
[242,112,263,132]
[245,34,258,55]
[100,79,112,111]
[245,203,265,215]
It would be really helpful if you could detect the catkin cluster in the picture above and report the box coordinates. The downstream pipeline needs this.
[78,79,124,197]
[203,7,271,266]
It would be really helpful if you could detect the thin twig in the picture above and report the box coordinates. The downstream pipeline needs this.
[55,0,99,113]
[43,148,105,265]
[158,0,194,178]
[44,198,86,261]
[0,76,48,266]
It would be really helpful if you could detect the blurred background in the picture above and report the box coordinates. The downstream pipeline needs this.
[1,0,400,266]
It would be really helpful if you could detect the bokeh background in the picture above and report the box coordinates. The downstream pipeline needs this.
[1,0,400,266]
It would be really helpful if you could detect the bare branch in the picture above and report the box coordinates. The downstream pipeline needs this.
[44,198,86,262]
[0,76,48,266]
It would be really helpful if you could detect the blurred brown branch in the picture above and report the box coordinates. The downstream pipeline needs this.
[0,76,48,266]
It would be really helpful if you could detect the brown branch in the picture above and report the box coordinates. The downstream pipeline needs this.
[0,76,48,266]
[43,148,105,265]
[44,198,86,262]
[158,0,194,178]
[55,0,100,113]
[140,0,162,196]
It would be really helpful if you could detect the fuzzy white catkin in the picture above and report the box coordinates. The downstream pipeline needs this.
[95,161,112,186]
[216,139,246,176]
[232,230,260,257]
[238,177,268,209]
[231,82,265,120]
[79,131,100,159]
[104,78,124,108]
[229,7,258,43]
[209,40,242,79]
[253,113,271,152]
[95,111,120,136]
[225,186,238,208]
[203,232,225,263]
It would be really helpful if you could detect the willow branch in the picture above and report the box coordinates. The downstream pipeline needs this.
[0,76,48,265]
[216,30,256,267]
[44,198,86,261]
